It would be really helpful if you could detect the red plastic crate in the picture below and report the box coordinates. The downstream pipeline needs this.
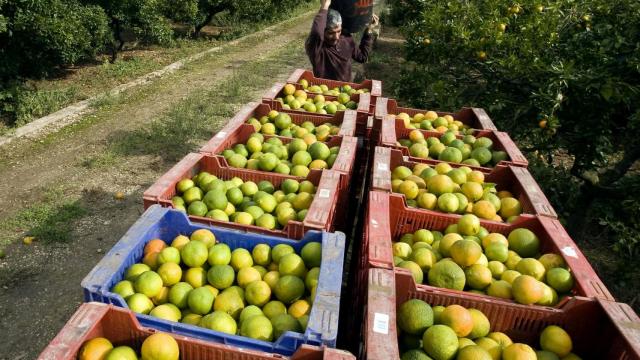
[198,123,358,184]
[262,83,372,136]
[198,127,358,234]
[379,116,528,170]
[360,191,613,306]
[39,302,356,360]
[205,102,358,140]
[142,152,342,239]
[374,96,498,130]
[363,268,640,360]
[370,146,557,219]
[287,68,382,98]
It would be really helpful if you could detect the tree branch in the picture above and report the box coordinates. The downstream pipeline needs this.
[600,143,640,186]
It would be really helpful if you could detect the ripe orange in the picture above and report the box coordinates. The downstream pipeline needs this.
[78,337,113,360]
[141,332,180,360]
[145,239,167,255]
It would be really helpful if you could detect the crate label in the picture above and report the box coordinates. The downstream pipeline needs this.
[318,189,331,198]
[215,131,227,138]
[373,313,389,334]
[561,246,578,259]
[377,163,389,171]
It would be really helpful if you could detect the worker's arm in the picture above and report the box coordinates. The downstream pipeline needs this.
[353,14,379,63]
[308,0,330,44]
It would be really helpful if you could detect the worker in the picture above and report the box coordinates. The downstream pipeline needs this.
[305,0,379,82]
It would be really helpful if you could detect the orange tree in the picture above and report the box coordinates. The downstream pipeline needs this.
[163,0,306,37]
[392,0,640,258]
[0,0,111,124]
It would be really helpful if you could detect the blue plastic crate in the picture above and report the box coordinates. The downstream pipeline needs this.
[81,205,346,356]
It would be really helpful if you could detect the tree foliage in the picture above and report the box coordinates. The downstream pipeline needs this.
[163,0,304,37]
[0,0,111,80]
[0,0,311,124]
[393,0,640,255]
[81,0,174,59]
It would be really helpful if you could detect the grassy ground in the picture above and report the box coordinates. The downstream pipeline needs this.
[1,1,316,135]
[0,25,312,249]
[0,9,314,355]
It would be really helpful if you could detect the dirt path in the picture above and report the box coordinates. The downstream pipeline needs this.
[0,12,315,359]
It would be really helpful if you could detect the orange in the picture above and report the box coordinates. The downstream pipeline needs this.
[190,229,216,248]
[512,275,544,305]
[487,331,513,348]
[145,239,167,255]
[516,258,546,281]
[141,332,180,360]
[540,325,573,357]
[450,239,482,267]
[78,337,113,360]
[503,343,537,360]
[143,251,161,270]
[473,200,497,220]
[481,233,509,249]
[439,304,474,337]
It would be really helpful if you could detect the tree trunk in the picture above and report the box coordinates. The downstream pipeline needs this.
[565,142,640,235]
[194,4,226,37]
[110,18,124,62]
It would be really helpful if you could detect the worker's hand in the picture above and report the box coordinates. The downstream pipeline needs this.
[320,0,331,10]
[367,14,379,30]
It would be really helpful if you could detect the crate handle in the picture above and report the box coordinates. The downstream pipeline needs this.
[37,303,110,359]
[469,108,498,130]
[287,69,307,84]
[511,167,558,218]
[371,147,392,192]
[540,217,615,301]
[366,192,394,270]
[380,116,397,145]
[339,110,358,137]
[262,82,284,102]
[375,97,389,120]
[143,153,202,202]
[304,171,340,227]
[357,93,371,113]
[80,206,170,293]
[307,231,346,345]
[598,300,640,356]
[200,119,245,156]
[495,131,528,166]
[331,136,358,174]
[371,80,383,97]
[229,102,258,126]
[365,268,399,359]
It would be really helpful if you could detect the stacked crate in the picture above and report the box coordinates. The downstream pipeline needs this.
[38,69,371,359]
[354,94,640,359]
[39,69,640,360]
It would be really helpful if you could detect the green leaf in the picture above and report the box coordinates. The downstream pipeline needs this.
[600,82,614,101]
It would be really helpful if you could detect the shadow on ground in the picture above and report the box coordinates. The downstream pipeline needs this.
[0,186,148,359]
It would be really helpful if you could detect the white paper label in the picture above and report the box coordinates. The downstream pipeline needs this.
[377,162,389,171]
[373,313,389,334]
[371,219,378,227]
[318,189,330,198]
[561,246,578,259]
[215,131,227,138]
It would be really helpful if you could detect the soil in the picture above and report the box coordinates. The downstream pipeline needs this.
[0,12,315,359]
